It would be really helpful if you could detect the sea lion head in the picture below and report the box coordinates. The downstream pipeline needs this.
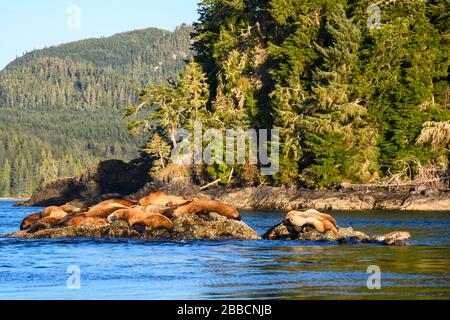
[107,213,117,223]
[20,212,42,230]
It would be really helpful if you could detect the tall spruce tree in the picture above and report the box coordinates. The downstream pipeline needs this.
[300,5,378,187]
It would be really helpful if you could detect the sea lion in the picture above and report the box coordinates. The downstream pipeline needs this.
[286,210,337,232]
[286,214,326,233]
[92,199,136,208]
[60,204,79,214]
[108,208,174,230]
[169,199,241,220]
[304,209,337,226]
[20,212,42,230]
[84,202,130,218]
[41,206,69,219]
[138,191,191,207]
[23,206,70,232]
[56,213,109,227]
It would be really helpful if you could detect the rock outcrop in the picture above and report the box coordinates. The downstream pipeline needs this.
[263,224,410,246]
[9,213,260,240]
[17,159,151,207]
[263,209,411,246]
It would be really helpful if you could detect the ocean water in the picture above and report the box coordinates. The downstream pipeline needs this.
[0,200,449,300]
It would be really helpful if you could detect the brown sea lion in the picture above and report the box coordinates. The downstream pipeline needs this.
[20,212,42,230]
[92,199,136,208]
[108,208,173,230]
[60,204,79,214]
[55,212,108,227]
[84,202,130,218]
[42,206,68,219]
[169,199,241,220]
[138,191,191,207]
[25,206,70,232]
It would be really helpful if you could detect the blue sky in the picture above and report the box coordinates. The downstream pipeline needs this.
[0,0,200,70]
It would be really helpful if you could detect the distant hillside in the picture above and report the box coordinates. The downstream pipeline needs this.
[0,24,192,109]
[0,25,192,197]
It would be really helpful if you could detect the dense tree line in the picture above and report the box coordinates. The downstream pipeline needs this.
[128,0,449,188]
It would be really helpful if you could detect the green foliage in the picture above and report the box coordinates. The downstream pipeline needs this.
[299,5,378,187]
[357,0,450,175]
[132,0,449,188]
[125,61,210,175]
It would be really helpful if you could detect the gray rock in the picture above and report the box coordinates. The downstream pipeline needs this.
[262,223,410,246]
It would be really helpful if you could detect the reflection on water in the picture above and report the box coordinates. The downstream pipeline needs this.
[0,201,449,299]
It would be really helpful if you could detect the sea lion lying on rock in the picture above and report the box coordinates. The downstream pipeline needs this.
[55,213,109,227]
[84,203,129,218]
[19,199,133,231]
[23,206,72,232]
[20,212,43,230]
[59,204,80,214]
[138,191,191,206]
[167,199,241,220]
[265,209,411,246]
[107,208,174,230]
[93,199,136,208]
[285,210,337,233]
[54,200,136,227]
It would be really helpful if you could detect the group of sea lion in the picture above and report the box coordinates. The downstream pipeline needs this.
[18,193,411,245]
[20,191,241,233]
[281,208,411,244]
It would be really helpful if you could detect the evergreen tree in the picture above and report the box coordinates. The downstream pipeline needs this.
[301,5,378,187]
[1,159,11,197]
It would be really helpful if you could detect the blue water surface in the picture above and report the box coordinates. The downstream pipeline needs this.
[0,200,449,299]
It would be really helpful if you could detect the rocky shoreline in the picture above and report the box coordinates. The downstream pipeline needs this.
[16,184,450,212]
[198,186,450,211]
[14,160,449,211]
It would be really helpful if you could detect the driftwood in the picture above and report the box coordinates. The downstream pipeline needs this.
[341,175,450,192]
[200,178,221,191]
